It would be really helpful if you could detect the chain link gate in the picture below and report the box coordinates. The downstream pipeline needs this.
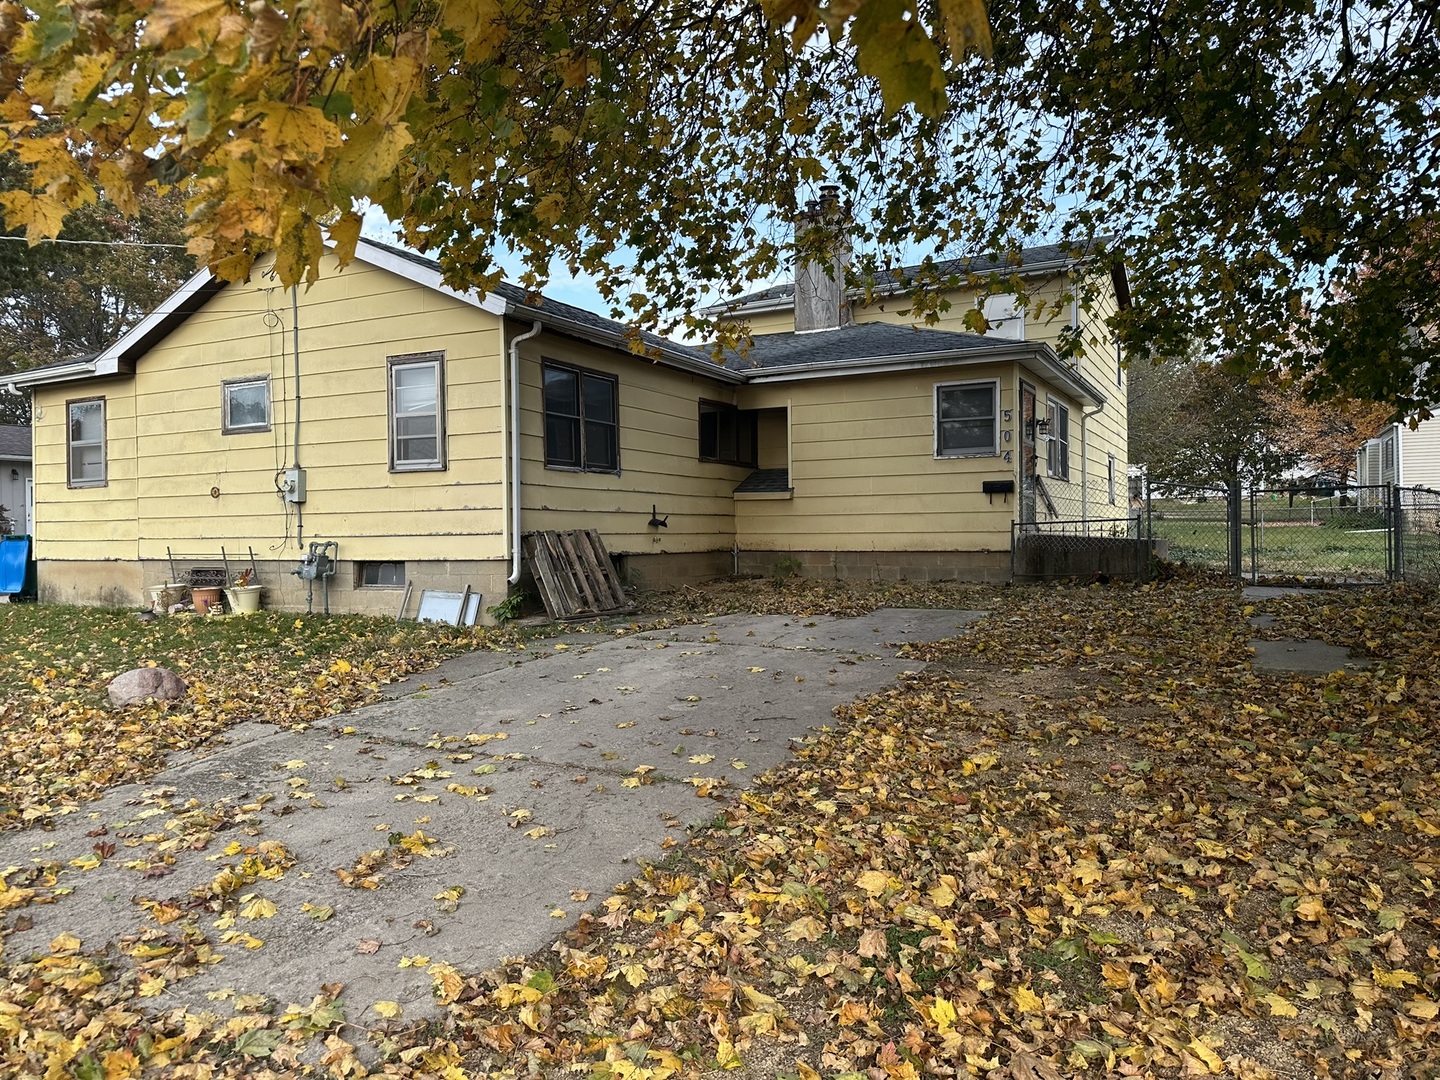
[1244,486,1393,583]
[1394,486,1440,585]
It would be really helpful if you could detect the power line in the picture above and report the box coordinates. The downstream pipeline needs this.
[0,235,187,250]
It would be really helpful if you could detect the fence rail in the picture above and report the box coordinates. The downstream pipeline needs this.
[1139,482,1440,585]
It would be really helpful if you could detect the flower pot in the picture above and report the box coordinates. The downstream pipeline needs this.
[191,586,223,615]
[148,583,188,613]
[224,585,263,614]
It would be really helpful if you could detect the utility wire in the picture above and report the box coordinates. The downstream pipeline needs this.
[0,235,187,249]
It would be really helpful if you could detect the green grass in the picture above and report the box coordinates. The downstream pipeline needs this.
[1148,499,1392,579]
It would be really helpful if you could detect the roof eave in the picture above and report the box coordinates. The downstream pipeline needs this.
[522,311,743,384]
[9,359,101,388]
[743,343,1105,406]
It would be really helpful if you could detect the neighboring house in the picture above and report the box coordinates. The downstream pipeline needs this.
[13,225,1129,615]
[0,425,33,535]
[1356,421,1440,490]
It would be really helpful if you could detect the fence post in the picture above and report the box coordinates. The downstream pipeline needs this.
[1227,481,1242,578]
[1390,485,1402,582]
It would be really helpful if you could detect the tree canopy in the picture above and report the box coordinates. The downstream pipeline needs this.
[1,0,1435,411]
[0,167,195,423]
[1129,355,1392,491]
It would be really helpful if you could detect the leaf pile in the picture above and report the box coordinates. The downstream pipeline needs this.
[0,607,507,828]
[0,580,1435,1078]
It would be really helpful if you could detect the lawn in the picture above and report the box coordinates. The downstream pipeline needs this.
[2,580,1437,1079]
[1149,499,1393,580]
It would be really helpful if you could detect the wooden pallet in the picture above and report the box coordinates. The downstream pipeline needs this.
[523,530,629,619]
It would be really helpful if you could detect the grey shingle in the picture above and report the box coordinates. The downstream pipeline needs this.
[0,425,32,459]
[721,322,1004,371]
[733,468,791,494]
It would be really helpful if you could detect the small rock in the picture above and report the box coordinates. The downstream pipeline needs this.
[108,667,188,708]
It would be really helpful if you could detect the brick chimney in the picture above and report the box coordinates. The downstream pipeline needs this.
[793,185,852,333]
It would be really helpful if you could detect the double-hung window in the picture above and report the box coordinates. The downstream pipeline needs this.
[935,380,998,457]
[544,361,619,472]
[1045,399,1071,480]
[388,353,446,471]
[222,376,271,434]
[67,397,106,487]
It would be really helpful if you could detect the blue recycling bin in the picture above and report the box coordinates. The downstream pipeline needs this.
[0,535,37,601]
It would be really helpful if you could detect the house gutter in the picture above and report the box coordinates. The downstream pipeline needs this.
[508,319,544,585]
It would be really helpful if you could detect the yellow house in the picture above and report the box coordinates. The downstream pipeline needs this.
[15,233,1130,616]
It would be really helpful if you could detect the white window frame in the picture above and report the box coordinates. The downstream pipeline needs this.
[934,379,1000,459]
[221,375,271,434]
[67,397,106,488]
[1108,453,1117,504]
[1115,340,1124,388]
[1045,398,1071,481]
[388,352,446,472]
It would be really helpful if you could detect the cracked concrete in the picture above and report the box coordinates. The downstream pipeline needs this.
[1,607,983,1021]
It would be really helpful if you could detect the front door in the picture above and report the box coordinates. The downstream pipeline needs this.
[1020,381,1037,523]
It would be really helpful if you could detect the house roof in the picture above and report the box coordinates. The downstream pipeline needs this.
[726,322,1105,406]
[7,237,1102,405]
[707,241,1103,316]
[0,425,31,460]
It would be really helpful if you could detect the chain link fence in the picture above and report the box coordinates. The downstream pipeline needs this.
[1396,486,1440,585]
[1144,484,1233,573]
[1245,486,1392,582]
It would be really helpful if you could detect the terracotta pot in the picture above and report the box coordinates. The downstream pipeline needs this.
[191,586,223,615]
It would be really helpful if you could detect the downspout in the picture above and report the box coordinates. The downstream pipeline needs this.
[1081,400,1105,529]
[508,320,544,585]
[291,286,304,550]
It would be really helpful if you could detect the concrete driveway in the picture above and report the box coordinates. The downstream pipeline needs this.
[2,607,982,1020]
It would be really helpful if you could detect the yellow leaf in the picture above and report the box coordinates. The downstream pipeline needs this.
[240,897,278,919]
[1404,998,1439,1020]
[397,955,431,968]
[1185,1039,1224,1073]
[930,995,958,1033]
[1262,992,1298,1017]
[331,658,352,674]
[0,191,70,242]
[1012,985,1044,1014]
[252,103,340,162]
[689,754,715,764]
[50,932,82,953]
[621,962,648,987]
[1373,966,1419,989]
[142,0,231,49]
[283,760,307,770]
[855,869,892,896]
[621,777,642,789]
[441,0,507,63]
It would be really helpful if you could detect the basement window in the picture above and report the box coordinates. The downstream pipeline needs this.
[357,561,405,588]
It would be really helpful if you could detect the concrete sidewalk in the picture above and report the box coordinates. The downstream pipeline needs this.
[1,607,982,1021]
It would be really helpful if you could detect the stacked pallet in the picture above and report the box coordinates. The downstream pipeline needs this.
[522,530,629,619]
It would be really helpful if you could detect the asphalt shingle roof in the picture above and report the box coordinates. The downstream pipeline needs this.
[360,239,711,365]
[733,468,791,494]
[0,425,32,459]
[719,241,1087,310]
[721,322,1007,372]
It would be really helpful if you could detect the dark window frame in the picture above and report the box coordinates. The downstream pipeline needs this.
[698,400,758,467]
[67,396,107,489]
[221,375,272,435]
[387,352,447,472]
[542,359,620,474]
[934,379,999,458]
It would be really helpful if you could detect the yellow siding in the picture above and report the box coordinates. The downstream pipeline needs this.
[36,254,511,566]
[515,335,743,554]
[734,365,1020,552]
[32,376,140,563]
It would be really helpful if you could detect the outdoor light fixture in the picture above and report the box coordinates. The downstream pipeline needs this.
[1033,418,1052,437]
[8,469,15,481]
